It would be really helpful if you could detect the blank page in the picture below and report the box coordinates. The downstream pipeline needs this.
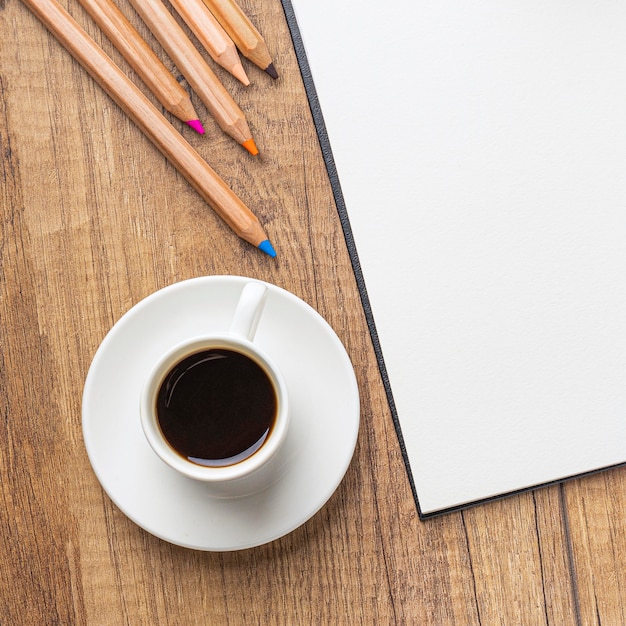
[289,0,626,514]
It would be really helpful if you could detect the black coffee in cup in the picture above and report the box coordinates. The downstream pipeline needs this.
[156,348,277,467]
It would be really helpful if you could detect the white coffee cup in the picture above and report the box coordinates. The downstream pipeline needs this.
[140,280,289,497]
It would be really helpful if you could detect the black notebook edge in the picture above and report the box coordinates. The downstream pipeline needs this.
[279,0,626,519]
[279,0,424,518]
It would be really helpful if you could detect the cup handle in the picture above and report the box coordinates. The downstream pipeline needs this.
[229,281,268,341]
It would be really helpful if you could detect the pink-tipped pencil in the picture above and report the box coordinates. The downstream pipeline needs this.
[77,0,204,133]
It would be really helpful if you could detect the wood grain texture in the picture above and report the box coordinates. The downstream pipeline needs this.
[1,0,625,623]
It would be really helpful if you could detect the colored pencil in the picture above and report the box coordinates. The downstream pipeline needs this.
[128,0,258,154]
[77,0,204,133]
[168,0,249,86]
[202,0,277,79]
[20,0,276,256]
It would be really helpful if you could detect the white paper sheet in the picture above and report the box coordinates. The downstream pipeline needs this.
[289,0,626,514]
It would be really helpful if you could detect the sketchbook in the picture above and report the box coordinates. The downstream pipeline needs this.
[284,0,626,515]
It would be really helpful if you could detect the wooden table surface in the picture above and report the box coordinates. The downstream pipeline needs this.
[1,0,625,623]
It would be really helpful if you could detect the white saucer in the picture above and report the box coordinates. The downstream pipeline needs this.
[82,276,360,551]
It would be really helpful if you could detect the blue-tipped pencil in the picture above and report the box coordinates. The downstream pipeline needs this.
[20,0,276,256]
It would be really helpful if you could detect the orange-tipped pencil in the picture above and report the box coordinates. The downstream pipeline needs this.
[20,0,275,254]
[76,0,204,132]
[202,0,277,79]
[128,0,258,154]
[168,0,249,86]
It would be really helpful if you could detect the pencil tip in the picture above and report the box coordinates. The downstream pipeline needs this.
[242,138,259,156]
[232,63,251,86]
[265,63,278,79]
[186,119,205,134]
[258,239,276,258]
